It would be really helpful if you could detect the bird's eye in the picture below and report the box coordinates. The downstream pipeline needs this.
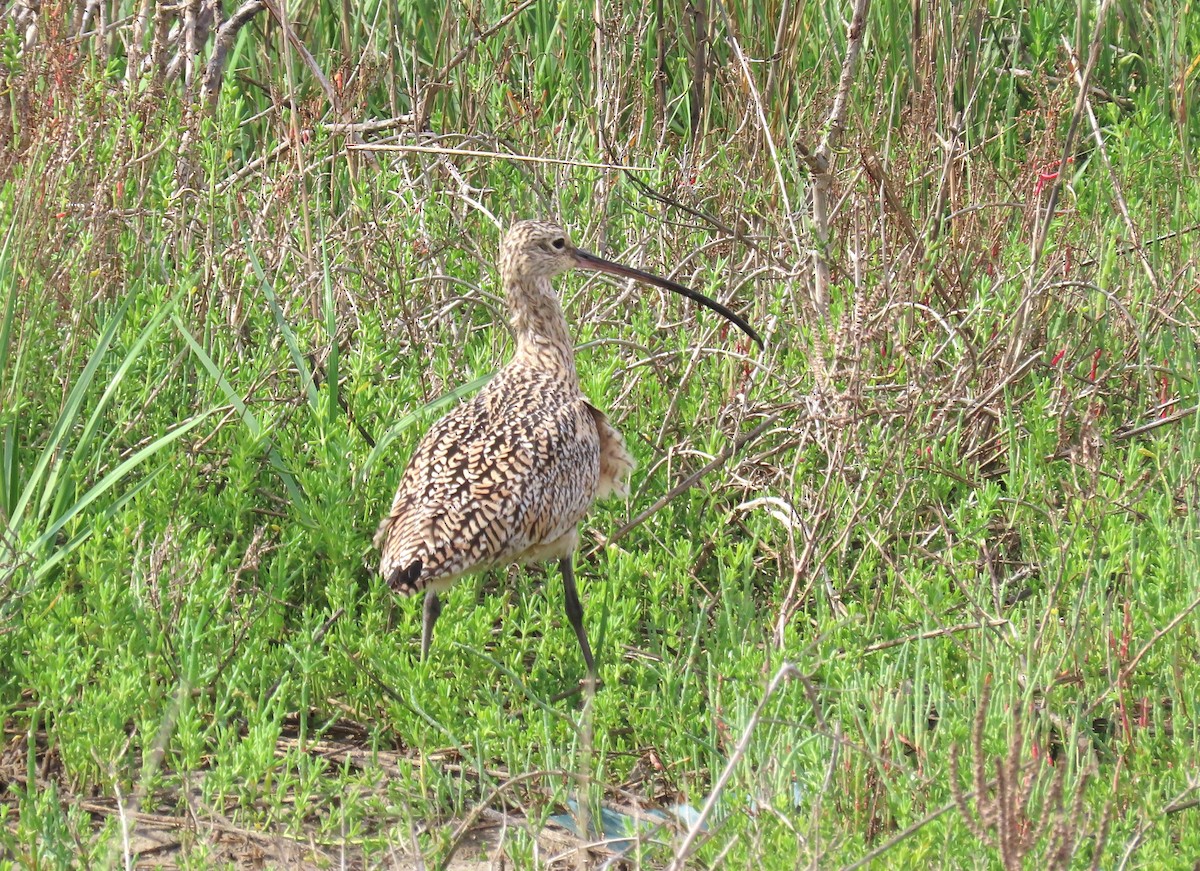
[551,237,566,250]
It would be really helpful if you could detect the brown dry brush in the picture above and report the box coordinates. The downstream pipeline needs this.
[0,1,273,274]
[735,6,1179,639]
[950,680,1112,871]
[0,10,182,299]
[2,0,264,106]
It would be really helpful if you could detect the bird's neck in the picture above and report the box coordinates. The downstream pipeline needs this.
[508,277,579,384]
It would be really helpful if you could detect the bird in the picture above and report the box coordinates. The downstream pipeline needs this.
[374,220,762,680]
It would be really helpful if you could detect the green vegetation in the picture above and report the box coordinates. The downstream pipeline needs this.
[1,0,1198,866]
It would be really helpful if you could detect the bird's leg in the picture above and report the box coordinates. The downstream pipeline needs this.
[421,591,442,661]
[559,557,596,679]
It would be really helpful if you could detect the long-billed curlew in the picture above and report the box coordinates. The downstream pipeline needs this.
[374,220,761,679]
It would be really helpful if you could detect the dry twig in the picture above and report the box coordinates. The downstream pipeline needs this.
[797,0,872,320]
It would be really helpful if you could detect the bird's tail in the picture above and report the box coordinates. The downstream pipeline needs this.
[385,559,424,596]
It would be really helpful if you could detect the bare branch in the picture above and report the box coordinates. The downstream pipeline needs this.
[800,0,872,321]
[201,0,265,107]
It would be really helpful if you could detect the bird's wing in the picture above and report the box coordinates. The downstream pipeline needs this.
[510,393,602,551]
[376,384,600,596]
[584,402,635,500]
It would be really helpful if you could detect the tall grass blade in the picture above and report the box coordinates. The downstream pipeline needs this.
[0,224,16,389]
[30,411,212,564]
[8,292,135,536]
[1,424,15,523]
[1,294,217,608]
[173,313,313,526]
[73,303,174,489]
[321,240,339,418]
[247,246,319,409]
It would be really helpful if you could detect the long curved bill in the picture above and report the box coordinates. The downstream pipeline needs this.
[573,248,764,350]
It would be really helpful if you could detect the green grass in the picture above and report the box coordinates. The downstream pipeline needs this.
[2,0,1199,866]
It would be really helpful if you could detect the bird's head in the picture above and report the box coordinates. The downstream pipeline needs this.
[498,220,579,282]
[498,219,764,349]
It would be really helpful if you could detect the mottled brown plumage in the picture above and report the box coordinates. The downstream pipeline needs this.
[374,220,761,676]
